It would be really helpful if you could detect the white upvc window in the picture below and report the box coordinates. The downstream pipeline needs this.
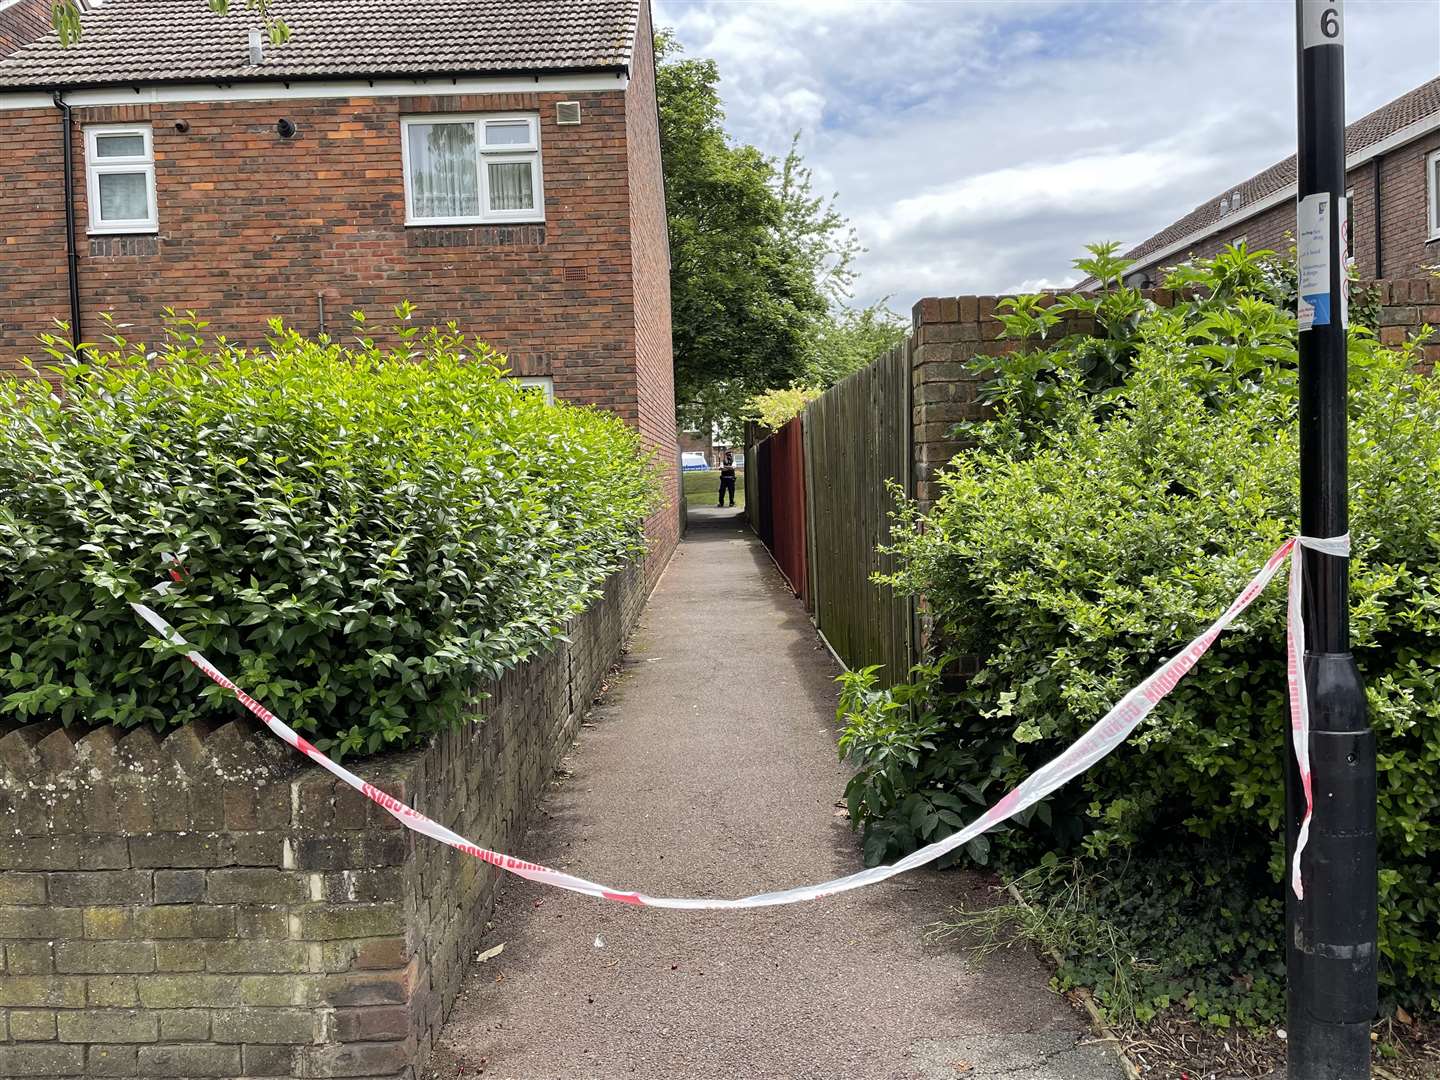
[400,114,544,226]
[85,125,158,234]
[511,375,555,403]
[1427,148,1440,242]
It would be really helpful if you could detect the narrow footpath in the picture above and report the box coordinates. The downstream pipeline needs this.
[431,507,1123,1080]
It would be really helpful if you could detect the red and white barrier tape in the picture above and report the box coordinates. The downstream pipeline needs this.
[128,535,1346,909]
[1285,533,1350,900]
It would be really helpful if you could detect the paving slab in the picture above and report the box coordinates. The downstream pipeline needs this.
[430,507,1124,1080]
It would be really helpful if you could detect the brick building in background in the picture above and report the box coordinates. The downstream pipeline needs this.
[1119,76,1440,285]
[0,0,65,55]
[0,0,678,580]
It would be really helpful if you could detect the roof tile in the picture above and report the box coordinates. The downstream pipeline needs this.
[0,0,640,88]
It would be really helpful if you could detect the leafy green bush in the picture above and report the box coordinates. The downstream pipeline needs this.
[853,248,1439,1020]
[0,313,658,758]
[745,384,820,430]
[968,242,1301,453]
[837,661,1009,868]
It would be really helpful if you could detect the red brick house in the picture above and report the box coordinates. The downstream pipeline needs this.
[0,0,679,578]
[1119,76,1440,285]
[0,0,65,55]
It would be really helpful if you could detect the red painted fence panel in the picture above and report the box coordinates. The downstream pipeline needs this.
[765,416,808,606]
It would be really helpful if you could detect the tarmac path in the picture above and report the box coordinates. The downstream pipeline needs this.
[431,507,1123,1080]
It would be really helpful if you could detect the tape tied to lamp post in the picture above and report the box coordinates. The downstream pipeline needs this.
[128,535,1346,909]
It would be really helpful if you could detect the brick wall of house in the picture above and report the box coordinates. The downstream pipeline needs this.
[0,0,54,56]
[1128,130,1440,283]
[1,76,679,568]
[678,430,713,462]
[1373,129,1440,279]
[0,562,646,1080]
[625,0,681,586]
[0,90,634,390]
[0,105,65,369]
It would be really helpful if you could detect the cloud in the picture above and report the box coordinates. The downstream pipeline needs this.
[866,149,1205,237]
[654,0,1440,313]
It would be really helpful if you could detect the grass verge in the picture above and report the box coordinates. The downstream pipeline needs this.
[682,468,745,510]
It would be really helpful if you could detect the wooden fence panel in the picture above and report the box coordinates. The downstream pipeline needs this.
[766,416,809,604]
[803,342,914,685]
[754,437,773,550]
[743,419,767,530]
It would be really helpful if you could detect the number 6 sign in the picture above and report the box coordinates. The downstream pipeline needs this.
[1302,0,1344,49]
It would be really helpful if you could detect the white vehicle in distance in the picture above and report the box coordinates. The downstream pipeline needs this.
[681,452,711,472]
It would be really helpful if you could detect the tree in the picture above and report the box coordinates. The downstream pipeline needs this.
[658,35,822,406]
[51,1,287,46]
[657,33,872,432]
[806,302,908,387]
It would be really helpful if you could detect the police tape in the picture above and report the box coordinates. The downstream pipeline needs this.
[1285,533,1350,900]
[128,534,1347,910]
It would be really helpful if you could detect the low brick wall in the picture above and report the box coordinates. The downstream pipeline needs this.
[0,563,646,1079]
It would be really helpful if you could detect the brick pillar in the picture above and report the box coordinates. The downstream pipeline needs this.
[908,296,997,513]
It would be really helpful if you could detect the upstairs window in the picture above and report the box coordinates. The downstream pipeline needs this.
[85,125,157,234]
[1428,148,1440,242]
[401,114,543,225]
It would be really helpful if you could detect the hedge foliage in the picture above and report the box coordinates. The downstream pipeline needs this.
[0,313,658,758]
[745,384,820,431]
[859,247,1439,1021]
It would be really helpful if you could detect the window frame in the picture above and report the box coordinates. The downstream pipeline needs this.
[1427,148,1440,243]
[400,113,544,227]
[84,124,158,235]
[512,375,555,403]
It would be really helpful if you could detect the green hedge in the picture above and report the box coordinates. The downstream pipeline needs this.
[861,249,1439,1021]
[0,314,658,758]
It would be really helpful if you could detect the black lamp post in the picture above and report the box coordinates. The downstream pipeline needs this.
[1289,2,1377,1076]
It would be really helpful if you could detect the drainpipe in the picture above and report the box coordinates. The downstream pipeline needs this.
[1371,156,1383,279]
[53,91,83,349]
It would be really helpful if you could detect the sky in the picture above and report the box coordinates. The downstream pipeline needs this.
[651,0,1440,315]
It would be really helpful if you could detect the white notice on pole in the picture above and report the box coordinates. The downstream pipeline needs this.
[1338,194,1350,329]
[1297,193,1331,332]
[1301,0,1344,50]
